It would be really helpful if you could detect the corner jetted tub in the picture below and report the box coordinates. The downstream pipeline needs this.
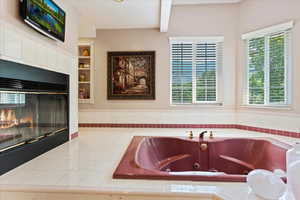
[113,136,291,182]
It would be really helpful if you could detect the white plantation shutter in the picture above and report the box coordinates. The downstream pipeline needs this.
[243,21,293,106]
[248,37,265,104]
[246,31,291,105]
[171,43,193,104]
[196,43,221,102]
[170,37,223,104]
[269,32,288,103]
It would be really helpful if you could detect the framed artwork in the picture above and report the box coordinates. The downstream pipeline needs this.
[107,51,155,100]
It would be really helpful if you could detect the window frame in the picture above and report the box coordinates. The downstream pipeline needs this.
[169,37,224,105]
[245,31,291,107]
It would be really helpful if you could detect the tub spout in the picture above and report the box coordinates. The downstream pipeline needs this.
[199,131,208,140]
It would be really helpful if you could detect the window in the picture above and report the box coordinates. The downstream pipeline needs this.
[244,26,291,106]
[170,37,223,104]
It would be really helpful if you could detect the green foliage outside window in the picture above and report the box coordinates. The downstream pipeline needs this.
[248,33,286,105]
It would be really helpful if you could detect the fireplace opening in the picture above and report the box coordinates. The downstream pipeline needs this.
[0,59,69,175]
[0,92,68,152]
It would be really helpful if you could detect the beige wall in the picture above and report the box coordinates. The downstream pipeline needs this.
[79,4,239,112]
[79,1,300,131]
[1,0,78,55]
[235,0,300,130]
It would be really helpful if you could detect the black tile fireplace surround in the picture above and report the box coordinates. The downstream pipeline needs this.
[0,59,69,175]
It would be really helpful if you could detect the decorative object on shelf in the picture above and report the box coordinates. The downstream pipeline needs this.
[82,49,90,56]
[79,74,86,82]
[246,169,286,200]
[79,88,86,99]
[107,51,155,100]
[78,42,94,104]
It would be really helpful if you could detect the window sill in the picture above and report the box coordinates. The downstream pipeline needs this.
[240,104,292,110]
[171,102,223,107]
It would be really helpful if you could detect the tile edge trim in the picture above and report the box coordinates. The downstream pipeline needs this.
[70,132,79,140]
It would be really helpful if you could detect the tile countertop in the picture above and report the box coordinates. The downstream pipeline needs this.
[0,128,299,200]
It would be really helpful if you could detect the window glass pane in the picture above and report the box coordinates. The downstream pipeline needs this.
[0,93,68,151]
[248,37,265,104]
[196,43,217,102]
[269,33,285,103]
[171,43,193,104]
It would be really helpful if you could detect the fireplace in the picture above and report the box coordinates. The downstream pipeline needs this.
[0,92,68,151]
[0,59,69,175]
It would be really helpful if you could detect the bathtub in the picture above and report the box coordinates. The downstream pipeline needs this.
[113,136,291,182]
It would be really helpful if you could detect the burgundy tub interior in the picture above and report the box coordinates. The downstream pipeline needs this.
[113,136,291,182]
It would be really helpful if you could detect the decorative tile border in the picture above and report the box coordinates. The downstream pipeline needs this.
[79,123,236,129]
[71,132,79,140]
[78,123,300,139]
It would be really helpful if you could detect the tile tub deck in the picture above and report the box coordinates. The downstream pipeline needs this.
[0,128,298,200]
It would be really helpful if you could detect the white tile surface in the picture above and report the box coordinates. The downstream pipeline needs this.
[0,128,298,200]
[35,43,48,68]
[47,47,57,70]
[79,110,237,124]
[0,20,79,139]
[0,21,4,56]
[22,37,36,65]
[3,26,22,61]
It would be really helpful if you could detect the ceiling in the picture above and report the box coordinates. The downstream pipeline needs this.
[65,0,160,30]
[65,0,243,34]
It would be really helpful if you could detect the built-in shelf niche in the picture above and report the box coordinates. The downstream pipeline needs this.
[78,42,94,104]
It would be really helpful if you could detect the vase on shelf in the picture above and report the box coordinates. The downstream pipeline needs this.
[79,88,86,99]
[79,74,86,82]
[82,49,90,56]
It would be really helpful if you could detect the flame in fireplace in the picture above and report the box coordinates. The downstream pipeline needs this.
[0,109,33,129]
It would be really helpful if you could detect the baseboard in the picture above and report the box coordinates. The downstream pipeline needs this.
[78,123,300,139]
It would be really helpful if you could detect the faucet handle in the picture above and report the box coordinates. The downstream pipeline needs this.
[187,131,193,139]
[209,131,213,139]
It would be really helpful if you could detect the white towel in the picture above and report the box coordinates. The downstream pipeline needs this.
[247,169,286,200]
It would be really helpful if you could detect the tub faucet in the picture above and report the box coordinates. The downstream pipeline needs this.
[199,131,208,140]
